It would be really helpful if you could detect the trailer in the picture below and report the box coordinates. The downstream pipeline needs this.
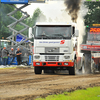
[81,26,100,73]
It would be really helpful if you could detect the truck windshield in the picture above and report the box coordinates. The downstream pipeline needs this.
[35,25,71,39]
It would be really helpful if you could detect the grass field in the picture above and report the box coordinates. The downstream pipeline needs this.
[36,87,100,100]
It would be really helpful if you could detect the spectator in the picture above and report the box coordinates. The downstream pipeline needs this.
[16,48,22,65]
[0,48,2,65]
[9,48,15,66]
[2,47,8,66]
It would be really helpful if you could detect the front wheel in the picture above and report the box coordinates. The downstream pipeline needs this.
[34,67,42,74]
[69,60,76,75]
[69,67,75,75]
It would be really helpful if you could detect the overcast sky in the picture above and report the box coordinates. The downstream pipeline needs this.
[16,1,87,22]
[16,1,72,22]
[17,1,64,16]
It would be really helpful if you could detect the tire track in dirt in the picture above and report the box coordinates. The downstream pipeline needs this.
[0,68,100,100]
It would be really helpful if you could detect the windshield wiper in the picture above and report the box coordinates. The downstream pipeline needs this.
[51,34,71,39]
[52,34,65,38]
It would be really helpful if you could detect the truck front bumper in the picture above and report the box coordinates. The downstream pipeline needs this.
[33,61,74,67]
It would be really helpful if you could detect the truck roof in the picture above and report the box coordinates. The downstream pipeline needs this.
[36,22,76,26]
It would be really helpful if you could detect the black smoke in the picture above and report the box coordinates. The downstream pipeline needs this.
[64,0,81,22]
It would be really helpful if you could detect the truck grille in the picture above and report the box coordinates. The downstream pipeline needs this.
[45,47,59,53]
[45,56,59,61]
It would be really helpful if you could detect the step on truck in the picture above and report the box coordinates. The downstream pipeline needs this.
[81,26,100,74]
[33,22,79,75]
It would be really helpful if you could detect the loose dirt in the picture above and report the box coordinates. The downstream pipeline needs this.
[0,67,100,100]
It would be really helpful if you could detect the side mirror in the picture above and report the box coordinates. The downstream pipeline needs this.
[29,27,32,38]
[32,34,34,38]
[75,30,79,37]
[29,27,34,38]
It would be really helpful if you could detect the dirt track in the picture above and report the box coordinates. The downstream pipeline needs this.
[0,67,100,100]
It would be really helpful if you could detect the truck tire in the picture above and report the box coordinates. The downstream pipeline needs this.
[82,54,91,74]
[34,67,42,74]
[69,60,76,75]
[98,63,100,71]
[69,67,75,75]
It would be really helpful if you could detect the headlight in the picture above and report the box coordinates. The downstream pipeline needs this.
[64,63,68,65]
[36,63,40,65]
[34,55,40,59]
[64,56,70,59]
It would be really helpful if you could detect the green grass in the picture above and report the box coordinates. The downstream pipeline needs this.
[84,0,99,1]
[36,87,100,100]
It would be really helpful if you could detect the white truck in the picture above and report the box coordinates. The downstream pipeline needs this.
[33,22,79,75]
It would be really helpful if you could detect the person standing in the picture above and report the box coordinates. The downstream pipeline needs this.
[9,48,15,65]
[2,47,8,66]
[0,48,2,65]
[16,48,22,65]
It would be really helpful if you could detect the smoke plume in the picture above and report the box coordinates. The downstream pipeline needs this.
[64,0,81,22]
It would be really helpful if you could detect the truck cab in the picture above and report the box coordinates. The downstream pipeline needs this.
[33,22,79,75]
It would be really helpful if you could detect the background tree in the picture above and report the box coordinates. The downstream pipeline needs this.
[22,8,46,36]
[84,2,100,27]
[48,18,52,22]
[0,4,46,39]
[0,3,22,39]
[82,2,100,43]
